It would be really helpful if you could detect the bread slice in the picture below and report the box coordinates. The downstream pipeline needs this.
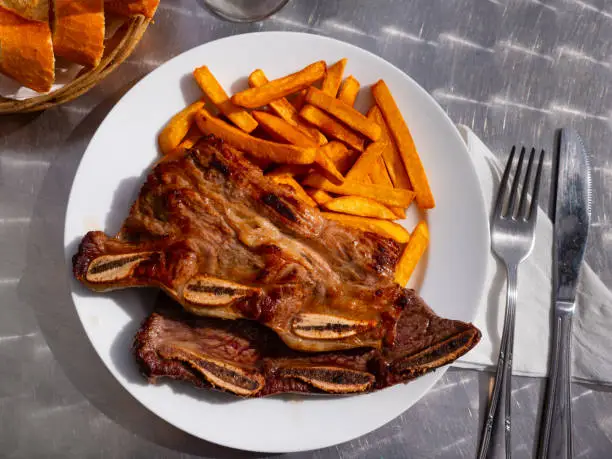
[105,0,159,18]
[0,0,48,22]
[0,6,54,92]
[52,0,104,67]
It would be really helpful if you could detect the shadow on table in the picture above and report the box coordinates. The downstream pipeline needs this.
[18,84,264,459]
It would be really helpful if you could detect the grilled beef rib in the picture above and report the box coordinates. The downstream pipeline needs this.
[136,294,479,396]
[74,136,479,355]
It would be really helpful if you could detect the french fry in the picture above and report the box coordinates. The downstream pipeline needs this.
[250,113,342,184]
[233,61,327,108]
[303,174,416,208]
[193,66,258,133]
[314,150,345,185]
[291,89,308,110]
[154,129,200,166]
[322,212,410,243]
[195,109,317,164]
[248,69,326,145]
[252,110,318,147]
[175,130,201,152]
[300,105,365,152]
[319,141,359,174]
[321,58,347,96]
[158,99,206,154]
[367,157,406,219]
[266,156,342,186]
[395,221,429,286]
[304,187,333,206]
[267,164,312,179]
[345,141,386,182]
[367,105,412,190]
[305,87,381,141]
[322,196,396,220]
[337,76,360,106]
[372,80,434,208]
[369,156,393,186]
[390,207,406,219]
[269,175,317,207]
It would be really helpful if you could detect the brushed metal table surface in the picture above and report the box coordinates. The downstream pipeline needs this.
[1,0,611,457]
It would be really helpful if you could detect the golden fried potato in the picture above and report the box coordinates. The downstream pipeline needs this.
[267,164,312,179]
[174,129,200,153]
[321,58,347,96]
[345,141,386,182]
[291,88,308,111]
[303,174,416,208]
[252,110,318,147]
[372,80,434,208]
[367,105,412,190]
[306,87,381,141]
[304,187,333,206]
[233,61,326,108]
[395,221,429,286]
[158,99,205,154]
[322,196,396,220]
[248,116,343,185]
[318,141,359,174]
[322,212,410,243]
[365,160,406,219]
[269,175,317,207]
[195,109,316,164]
[300,105,365,152]
[314,150,345,185]
[193,66,258,133]
[248,69,326,145]
[337,76,360,106]
[369,156,392,186]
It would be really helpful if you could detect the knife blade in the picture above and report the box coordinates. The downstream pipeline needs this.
[539,128,592,459]
[555,129,592,304]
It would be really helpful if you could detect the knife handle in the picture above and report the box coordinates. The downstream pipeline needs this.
[539,306,574,459]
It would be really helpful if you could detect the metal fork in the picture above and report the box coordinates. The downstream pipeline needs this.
[478,146,545,459]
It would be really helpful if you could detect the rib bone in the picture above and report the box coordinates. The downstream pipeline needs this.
[134,300,482,397]
[86,252,155,284]
[391,329,480,376]
[157,344,264,396]
[280,366,375,393]
[291,313,377,339]
[183,275,260,306]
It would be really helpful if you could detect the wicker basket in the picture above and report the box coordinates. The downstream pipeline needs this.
[0,15,150,114]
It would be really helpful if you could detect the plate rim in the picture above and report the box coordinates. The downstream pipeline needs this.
[64,31,489,453]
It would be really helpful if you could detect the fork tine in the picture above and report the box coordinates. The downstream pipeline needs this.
[494,146,516,217]
[528,149,545,220]
[507,147,526,218]
[517,148,536,219]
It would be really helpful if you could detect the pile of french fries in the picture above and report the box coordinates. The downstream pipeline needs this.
[158,59,434,287]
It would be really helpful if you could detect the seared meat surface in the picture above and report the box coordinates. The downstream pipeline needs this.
[73,135,480,357]
[135,294,480,396]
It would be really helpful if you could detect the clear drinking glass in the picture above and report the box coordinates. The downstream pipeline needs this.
[202,0,289,22]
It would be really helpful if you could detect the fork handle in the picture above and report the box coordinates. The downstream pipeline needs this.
[539,307,574,459]
[478,264,518,459]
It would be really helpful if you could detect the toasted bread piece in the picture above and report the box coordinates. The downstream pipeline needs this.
[0,0,48,22]
[104,0,159,18]
[52,0,104,67]
[0,6,54,92]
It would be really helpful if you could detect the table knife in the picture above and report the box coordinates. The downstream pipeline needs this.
[539,129,592,459]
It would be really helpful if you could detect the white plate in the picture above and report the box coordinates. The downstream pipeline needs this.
[64,32,488,453]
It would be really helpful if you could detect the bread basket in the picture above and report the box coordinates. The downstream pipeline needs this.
[0,14,150,114]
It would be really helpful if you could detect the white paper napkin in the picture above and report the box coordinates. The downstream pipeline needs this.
[453,126,612,386]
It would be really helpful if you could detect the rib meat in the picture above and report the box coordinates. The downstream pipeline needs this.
[73,135,478,354]
[135,294,480,396]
